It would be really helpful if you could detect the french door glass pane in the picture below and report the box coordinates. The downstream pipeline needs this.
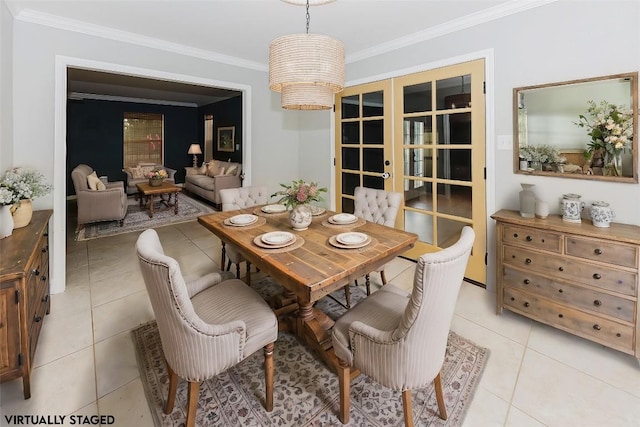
[363,120,384,144]
[342,148,359,170]
[404,179,432,210]
[436,115,472,145]
[437,74,471,110]
[341,173,360,195]
[436,184,472,218]
[363,148,384,173]
[342,197,355,213]
[363,91,383,117]
[405,211,433,244]
[342,122,359,144]
[404,148,433,178]
[437,149,472,181]
[403,117,433,145]
[363,175,384,190]
[342,95,359,119]
[437,217,469,248]
[404,82,432,114]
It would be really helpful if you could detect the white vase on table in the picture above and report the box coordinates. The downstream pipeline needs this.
[0,205,14,238]
[289,205,312,231]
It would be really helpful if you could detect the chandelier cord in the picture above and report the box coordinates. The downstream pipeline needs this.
[306,0,310,34]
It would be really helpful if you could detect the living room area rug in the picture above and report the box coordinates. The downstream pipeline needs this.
[75,192,215,241]
[132,277,489,426]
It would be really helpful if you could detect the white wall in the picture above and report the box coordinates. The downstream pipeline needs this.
[0,0,13,171]
[11,20,300,293]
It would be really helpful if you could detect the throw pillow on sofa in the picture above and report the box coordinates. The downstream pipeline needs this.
[206,162,222,177]
[87,172,106,191]
[225,165,238,176]
[126,166,145,179]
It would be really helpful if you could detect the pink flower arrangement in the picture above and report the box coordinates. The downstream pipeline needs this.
[272,179,327,209]
[146,168,168,180]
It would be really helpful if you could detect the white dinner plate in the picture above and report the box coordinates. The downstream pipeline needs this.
[229,214,258,225]
[329,213,357,224]
[261,231,295,245]
[336,232,369,246]
[261,204,287,213]
[309,205,326,216]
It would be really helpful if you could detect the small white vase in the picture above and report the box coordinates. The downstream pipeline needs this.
[560,193,584,223]
[289,205,312,231]
[0,205,14,239]
[519,184,536,218]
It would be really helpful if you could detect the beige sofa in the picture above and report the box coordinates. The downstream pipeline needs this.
[123,163,177,195]
[184,160,242,207]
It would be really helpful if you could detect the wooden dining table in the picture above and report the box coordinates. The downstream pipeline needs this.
[198,206,417,373]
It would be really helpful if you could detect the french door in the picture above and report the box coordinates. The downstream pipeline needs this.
[335,59,486,284]
[334,80,394,214]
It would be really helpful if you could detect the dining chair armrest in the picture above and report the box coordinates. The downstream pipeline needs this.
[349,320,396,345]
[186,271,235,298]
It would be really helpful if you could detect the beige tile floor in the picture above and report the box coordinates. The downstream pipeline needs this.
[2,210,640,426]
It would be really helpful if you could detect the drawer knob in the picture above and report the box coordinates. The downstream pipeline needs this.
[558,314,564,318]
[525,258,532,264]
[524,302,530,308]
[558,267,564,272]
[41,275,46,281]
[593,324,601,331]
[593,273,601,280]
[34,315,42,323]
[32,268,40,276]
[513,233,518,238]
[526,236,533,241]
[524,279,531,285]
[593,299,602,306]
[594,248,603,255]
[41,247,48,253]
[558,289,563,293]
[42,295,49,303]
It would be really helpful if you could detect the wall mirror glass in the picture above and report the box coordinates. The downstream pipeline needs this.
[513,72,638,183]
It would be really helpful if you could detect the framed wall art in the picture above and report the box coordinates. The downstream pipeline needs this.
[217,126,235,152]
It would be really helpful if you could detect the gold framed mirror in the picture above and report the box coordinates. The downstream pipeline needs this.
[513,72,638,183]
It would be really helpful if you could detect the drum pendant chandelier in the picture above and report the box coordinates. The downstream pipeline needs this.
[269,0,345,110]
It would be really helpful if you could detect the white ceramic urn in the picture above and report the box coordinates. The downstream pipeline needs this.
[589,201,615,228]
[560,193,584,223]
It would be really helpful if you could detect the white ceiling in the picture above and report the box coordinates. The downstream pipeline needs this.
[6,0,554,105]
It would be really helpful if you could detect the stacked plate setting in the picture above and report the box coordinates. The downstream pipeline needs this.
[328,213,358,225]
[226,214,259,226]
[330,231,371,249]
[261,204,287,214]
[257,231,296,248]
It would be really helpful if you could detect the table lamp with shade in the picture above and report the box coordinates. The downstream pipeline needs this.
[188,144,202,167]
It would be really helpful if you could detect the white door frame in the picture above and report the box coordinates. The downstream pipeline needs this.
[52,56,252,293]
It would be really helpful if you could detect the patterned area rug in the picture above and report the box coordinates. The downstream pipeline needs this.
[132,278,489,426]
[75,192,215,241]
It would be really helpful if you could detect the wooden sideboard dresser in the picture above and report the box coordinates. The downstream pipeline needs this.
[492,209,640,360]
[0,210,52,398]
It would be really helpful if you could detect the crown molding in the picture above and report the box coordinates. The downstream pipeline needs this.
[346,0,558,64]
[15,9,268,72]
[67,92,198,108]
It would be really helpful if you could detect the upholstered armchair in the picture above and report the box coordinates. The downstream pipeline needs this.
[123,163,177,195]
[343,186,403,307]
[332,226,475,426]
[71,164,127,229]
[136,229,278,427]
[219,186,270,284]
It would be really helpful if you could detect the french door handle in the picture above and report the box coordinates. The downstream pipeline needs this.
[381,172,391,179]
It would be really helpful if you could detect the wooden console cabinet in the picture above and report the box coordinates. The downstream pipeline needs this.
[0,210,52,398]
[492,209,640,360]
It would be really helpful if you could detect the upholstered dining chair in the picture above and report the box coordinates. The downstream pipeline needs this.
[136,229,278,427]
[219,186,270,285]
[342,186,403,307]
[332,226,475,426]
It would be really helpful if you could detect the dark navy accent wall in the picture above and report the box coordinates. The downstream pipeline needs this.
[66,99,198,195]
[198,95,243,164]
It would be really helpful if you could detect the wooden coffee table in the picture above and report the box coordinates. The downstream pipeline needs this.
[135,182,181,218]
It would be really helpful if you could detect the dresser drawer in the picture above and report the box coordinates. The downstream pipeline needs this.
[502,225,562,253]
[504,267,636,323]
[504,287,634,354]
[566,236,638,269]
[503,245,637,296]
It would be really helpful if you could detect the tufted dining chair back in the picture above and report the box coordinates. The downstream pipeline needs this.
[219,186,270,284]
[353,186,403,227]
